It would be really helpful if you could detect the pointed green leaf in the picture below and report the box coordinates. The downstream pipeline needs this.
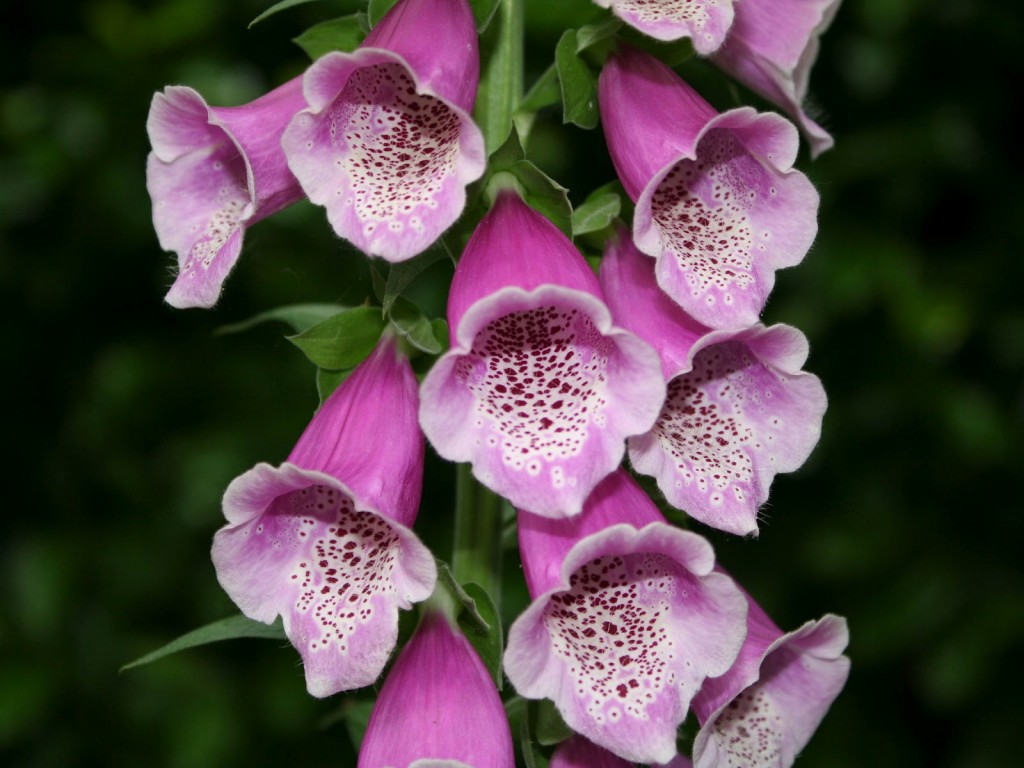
[292,14,367,59]
[575,15,623,53]
[382,242,454,315]
[388,296,442,354]
[367,0,400,26]
[518,64,560,115]
[534,698,573,746]
[475,0,524,153]
[436,561,490,631]
[458,582,503,689]
[555,30,598,130]
[287,306,385,369]
[572,190,621,236]
[469,0,502,32]
[215,303,348,336]
[316,367,351,405]
[121,615,285,672]
[514,160,573,238]
[249,0,328,28]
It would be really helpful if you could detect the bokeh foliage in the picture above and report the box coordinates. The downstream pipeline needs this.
[2,0,1022,766]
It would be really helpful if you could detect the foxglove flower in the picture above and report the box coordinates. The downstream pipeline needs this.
[419,191,664,518]
[282,0,486,261]
[600,231,826,536]
[599,46,818,330]
[504,470,747,764]
[146,78,306,308]
[592,0,735,55]
[690,588,850,768]
[550,734,634,768]
[358,609,515,768]
[211,336,436,698]
[711,0,842,158]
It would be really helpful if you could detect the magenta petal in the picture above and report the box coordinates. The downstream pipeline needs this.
[691,589,850,768]
[358,611,514,768]
[282,44,485,261]
[363,0,479,112]
[212,337,434,697]
[601,48,818,329]
[212,464,436,697]
[505,507,747,764]
[146,80,306,308]
[446,192,604,335]
[550,734,635,768]
[711,0,842,157]
[593,0,736,54]
[288,336,425,527]
[420,286,664,519]
[630,324,826,535]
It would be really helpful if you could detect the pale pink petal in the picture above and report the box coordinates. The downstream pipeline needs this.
[593,0,736,55]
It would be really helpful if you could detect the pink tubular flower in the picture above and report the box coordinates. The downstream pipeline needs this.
[550,734,634,768]
[599,46,819,330]
[711,0,842,158]
[282,0,486,261]
[600,231,826,536]
[146,78,307,308]
[690,586,850,768]
[592,0,736,55]
[504,470,747,764]
[211,336,436,698]
[418,191,665,519]
[358,609,515,768]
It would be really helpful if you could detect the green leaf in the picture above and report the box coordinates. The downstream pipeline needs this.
[468,0,502,32]
[513,64,560,142]
[487,128,573,238]
[534,698,572,746]
[571,190,621,236]
[367,0,400,26]
[249,0,328,28]
[287,306,385,369]
[457,582,503,689]
[292,14,367,59]
[120,615,284,672]
[475,0,524,153]
[382,242,453,315]
[519,700,550,768]
[575,15,622,53]
[429,318,450,352]
[388,296,442,354]
[215,303,347,336]
[315,367,350,405]
[436,561,490,630]
[555,30,598,130]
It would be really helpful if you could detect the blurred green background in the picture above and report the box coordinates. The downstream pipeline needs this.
[2,0,1022,765]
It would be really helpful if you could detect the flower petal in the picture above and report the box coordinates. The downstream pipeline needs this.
[550,734,635,768]
[593,0,736,55]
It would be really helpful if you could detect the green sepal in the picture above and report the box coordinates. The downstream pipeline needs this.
[555,29,598,130]
[215,302,347,335]
[486,127,573,238]
[292,13,368,59]
[534,698,573,746]
[315,366,351,405]
[120,615,285,672]
[434,563,504,688]
[387,295,444,354]
[249,0,329,28]
[382,241,455,316]
[572,188,622,237]
[286,306,386,369]
[469,0,502,32]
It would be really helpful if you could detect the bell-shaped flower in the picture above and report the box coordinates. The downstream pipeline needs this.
[211,335,436,698]
[282,0,486,261]
[358,608,515,768]
[690,586,850,768]
[600,231,826,536]
[711,0,842,158]
[599,46,819,330]
[504,470,747,764]
[419,191,665,518]
[550,734,635,768]
[591,0,736,55]
[146,77,306,308]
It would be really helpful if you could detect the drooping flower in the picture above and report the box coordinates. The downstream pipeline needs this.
[599,46,819,330]
[504,470,747,764]
[282,0,486,261]
[550,734,634,768]
[690,586,850,768]
[599,231,826,536]
[146,77,307,308]
[711,0,842,158]
[358,608,515,768]
[419,191,665,518]
[591,0,736,55]
[211,335,436,698]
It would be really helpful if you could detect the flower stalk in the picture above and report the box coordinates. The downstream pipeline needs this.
[453,462,504,611]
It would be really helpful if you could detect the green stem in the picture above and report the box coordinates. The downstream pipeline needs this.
[477,0,525,154]
[452,463,503,611]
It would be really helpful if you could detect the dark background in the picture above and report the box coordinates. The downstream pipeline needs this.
[2,0,1022,765]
